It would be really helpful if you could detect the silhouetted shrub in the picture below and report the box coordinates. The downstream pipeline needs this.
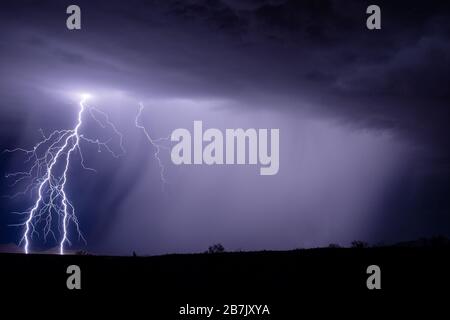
[328,243,341,248]
[75,250,90,255]
[208,243,225,254]
[351,241,369,248]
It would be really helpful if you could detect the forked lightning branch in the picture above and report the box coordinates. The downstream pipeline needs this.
[4,94,127,254]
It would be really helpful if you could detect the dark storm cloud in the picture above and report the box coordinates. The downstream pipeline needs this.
[134,0,450,145]
[2,1,448,114]
[0,0,449,252]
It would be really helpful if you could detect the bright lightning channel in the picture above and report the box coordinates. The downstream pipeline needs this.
[4,95,125,254]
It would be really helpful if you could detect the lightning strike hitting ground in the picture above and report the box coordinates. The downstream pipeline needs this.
[4,96,125,254]
[135,103,170,189]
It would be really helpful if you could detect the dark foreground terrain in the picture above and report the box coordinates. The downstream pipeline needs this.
[1,246,449,316]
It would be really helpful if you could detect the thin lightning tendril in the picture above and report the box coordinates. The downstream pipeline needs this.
[135,103,170,189]
[3,98,125,254]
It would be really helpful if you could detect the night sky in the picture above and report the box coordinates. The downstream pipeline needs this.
[0,0,449,255]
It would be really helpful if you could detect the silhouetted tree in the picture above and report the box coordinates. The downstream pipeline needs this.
[208,243,225,254]
[351,241,369,248]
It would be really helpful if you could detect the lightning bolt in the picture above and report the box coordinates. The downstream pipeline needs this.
[135,103,170,189]
[4,96,125,254]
